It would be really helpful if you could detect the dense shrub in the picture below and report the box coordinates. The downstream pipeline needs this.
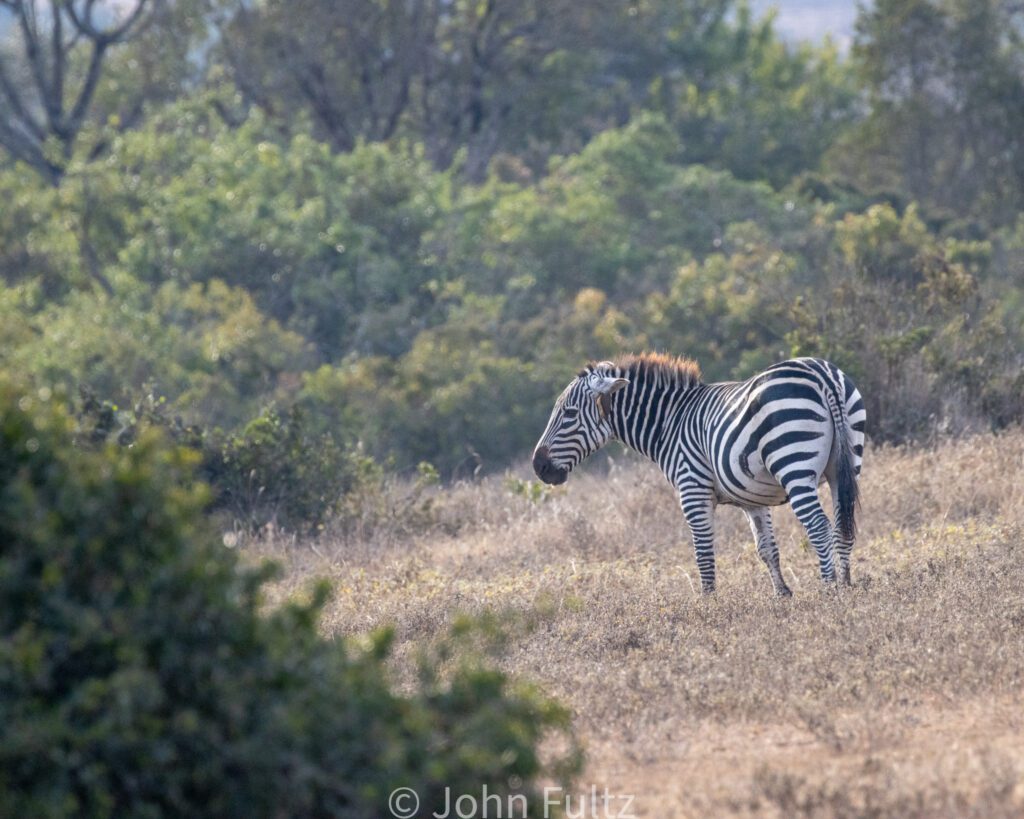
[0,383,580,816]
[71,389,377,533]
[215,405,381,532]
[0,278,313,432]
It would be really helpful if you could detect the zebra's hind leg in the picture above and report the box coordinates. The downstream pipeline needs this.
[680,488,717,594]
[744,507,791,597]
[829,484,854,586]
[785,484,837,585]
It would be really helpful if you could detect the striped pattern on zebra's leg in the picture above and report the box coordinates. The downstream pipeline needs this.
[744,507,791,597]
[680,490,716,594]
[786,484,836,584]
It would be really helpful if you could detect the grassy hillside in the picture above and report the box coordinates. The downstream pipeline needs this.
[254,431,1024,816]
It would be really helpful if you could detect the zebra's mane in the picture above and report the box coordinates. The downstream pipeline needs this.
[581,352,703,389]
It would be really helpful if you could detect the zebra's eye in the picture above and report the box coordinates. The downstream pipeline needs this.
[562,407,580,420]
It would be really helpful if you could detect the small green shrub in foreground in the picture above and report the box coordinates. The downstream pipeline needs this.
[0,383,580,817]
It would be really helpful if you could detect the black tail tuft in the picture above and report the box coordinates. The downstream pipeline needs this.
[823,375,859,542]
[835,431,858,542]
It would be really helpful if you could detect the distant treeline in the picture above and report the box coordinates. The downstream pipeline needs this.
[1,0,1022,526]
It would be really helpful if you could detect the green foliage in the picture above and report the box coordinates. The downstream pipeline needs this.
[838,0,1024,227]
[305,326,550,477]
[1,0,1023,493]
[296,280,644,475]
[669,13,859,186]
[787,204,1021,438]
[216,406,380,532]
[442,112,808,319]
[505,476,559,505]
[646,231,809,379]
[0,383,580,816]
[4,96,1022,481]
[834,203,934,285]
[69,388,380,535]
[0,278,312,432]
[91,111,449,359]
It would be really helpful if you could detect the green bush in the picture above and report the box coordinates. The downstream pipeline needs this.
[0,383,580,817]
[215,405,380,533]
[70,389,373,533]
[0,278,313,433]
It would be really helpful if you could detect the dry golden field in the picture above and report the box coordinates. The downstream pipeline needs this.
[252,432,1024,818]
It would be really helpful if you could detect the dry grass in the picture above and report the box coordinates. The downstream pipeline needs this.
[249,431,1024,817]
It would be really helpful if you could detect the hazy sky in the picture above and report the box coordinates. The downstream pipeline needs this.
[1,2,865,52]
[749,1,861,50]
[0,2,868,54]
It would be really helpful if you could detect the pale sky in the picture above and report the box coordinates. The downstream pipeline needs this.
[749,0,861,51]
[2,2,866,53]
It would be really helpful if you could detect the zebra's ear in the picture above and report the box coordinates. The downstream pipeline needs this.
[591,375,629,396]
[589,374,628,419]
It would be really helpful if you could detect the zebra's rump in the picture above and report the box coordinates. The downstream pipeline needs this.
[702,358,861,505]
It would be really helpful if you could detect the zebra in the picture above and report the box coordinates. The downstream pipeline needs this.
[531,354,866,595]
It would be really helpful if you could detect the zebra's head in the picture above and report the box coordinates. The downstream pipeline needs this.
[532,363,630,485]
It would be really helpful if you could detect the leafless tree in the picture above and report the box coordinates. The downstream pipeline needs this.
[0,0,158,183]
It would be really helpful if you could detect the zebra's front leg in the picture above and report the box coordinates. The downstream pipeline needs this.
[680,488,717,593]
[743,506,791,597]
[785,483,836,585]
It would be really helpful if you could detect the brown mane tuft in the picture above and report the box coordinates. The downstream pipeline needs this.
[590,352,702,388]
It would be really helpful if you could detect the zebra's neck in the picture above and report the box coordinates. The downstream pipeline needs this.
[608,370,699,466]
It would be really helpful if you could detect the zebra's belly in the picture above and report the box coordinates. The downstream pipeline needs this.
[714,456,826,507]
[714,473,790,507]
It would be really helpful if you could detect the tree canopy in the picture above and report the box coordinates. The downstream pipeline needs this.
[1,0,1022,522]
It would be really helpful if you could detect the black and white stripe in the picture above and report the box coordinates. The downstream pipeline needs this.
[532,355,866,595]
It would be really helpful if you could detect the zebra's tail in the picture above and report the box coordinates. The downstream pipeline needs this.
[825,382,858,542]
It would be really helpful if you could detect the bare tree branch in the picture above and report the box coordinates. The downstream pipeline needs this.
[0,56,45,140]
[15,1,57,126]
[76,174,115,296]
[0,115,60,181]
[50,0,64,114]
[65,0,102,40]
[0,0,157,182]
[104,0,152,43]
[66,39,106,135]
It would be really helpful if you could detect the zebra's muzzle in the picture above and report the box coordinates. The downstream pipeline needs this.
[532,446,568,485]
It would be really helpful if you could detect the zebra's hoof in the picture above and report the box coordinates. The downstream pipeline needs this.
[775,586,793,598]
